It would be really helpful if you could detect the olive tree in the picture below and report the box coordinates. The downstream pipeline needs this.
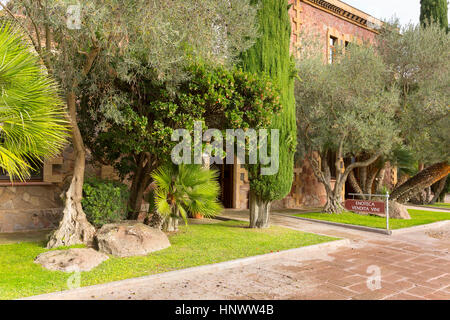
[377,21,450,202]
[2,0,259,247]
[295,44,400,213]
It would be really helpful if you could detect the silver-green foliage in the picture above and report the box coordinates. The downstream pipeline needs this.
[377,22,450,163]
[5,0,259,120]
[296,43,400,161]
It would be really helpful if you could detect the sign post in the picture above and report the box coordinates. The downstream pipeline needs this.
[385,192,390,232]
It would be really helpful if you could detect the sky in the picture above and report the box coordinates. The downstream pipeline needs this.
[344,0,449,26]
[1,0,448,27]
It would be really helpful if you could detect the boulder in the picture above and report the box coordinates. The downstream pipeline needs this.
[35,248,109,272]
[388,201,411,220]
[95,221,170,257]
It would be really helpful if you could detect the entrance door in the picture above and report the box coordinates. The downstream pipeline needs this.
[212,164,234,208]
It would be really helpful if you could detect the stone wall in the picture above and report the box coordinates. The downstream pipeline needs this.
[235,158,329,210]
[289,0,379,59]
[272,159,328,209]
[0,145,116,233]
[0,185,63,232]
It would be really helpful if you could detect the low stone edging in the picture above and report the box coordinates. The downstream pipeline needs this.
[411,205,450,212]
[276,213,450,236]
[390,219,450,235]
[276,214,392,235]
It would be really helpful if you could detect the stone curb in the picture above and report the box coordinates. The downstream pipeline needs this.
[274,213,450,236]
[408,205,450,212]
[275,213,392,235]
[21,238,351,300]
[390,219,450,235]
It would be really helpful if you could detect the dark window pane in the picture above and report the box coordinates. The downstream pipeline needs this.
[0,157,43,181]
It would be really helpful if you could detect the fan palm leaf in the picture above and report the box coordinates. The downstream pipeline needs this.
[0,23,68,180]
[151,163,223,225]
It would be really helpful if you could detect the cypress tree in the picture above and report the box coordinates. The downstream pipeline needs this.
[420,0,448,31]
[240,0,296,228]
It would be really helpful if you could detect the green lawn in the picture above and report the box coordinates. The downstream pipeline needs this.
[293,209,450,230]
[0,220,336,300]
[424,203,450,209]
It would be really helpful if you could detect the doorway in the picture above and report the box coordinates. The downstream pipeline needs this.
[212,164,234,208]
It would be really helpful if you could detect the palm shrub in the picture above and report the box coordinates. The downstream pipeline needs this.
[152,164,223,232]
[0,23,68,180]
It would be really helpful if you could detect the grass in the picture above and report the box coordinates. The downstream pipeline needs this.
[293,209,450,230]
[423,203,450,209]
[0,220,336,300]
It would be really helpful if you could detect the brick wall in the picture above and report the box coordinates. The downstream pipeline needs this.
[289,0,378,59]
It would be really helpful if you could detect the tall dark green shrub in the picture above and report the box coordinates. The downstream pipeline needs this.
[420,0,448,31]
[240,0,296,228]
[81,178,129,228]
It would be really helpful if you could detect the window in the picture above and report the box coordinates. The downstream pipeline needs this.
[0,157,44,181]
[329,36,338,64]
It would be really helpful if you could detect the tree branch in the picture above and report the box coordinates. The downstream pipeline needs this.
[342,152,382,183]
[0,3,40,54]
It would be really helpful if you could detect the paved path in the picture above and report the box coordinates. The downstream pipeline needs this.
[406,204,450,212]
[26,210,450,300]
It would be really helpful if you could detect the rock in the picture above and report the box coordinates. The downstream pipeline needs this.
[95,221,170,257]
[35,248,109,272]
[388,201,411,220]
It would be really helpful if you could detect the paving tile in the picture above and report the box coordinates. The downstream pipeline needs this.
[406,274,449,290]
[415,269,448,280]
[327,275,367,288]
[350,288,397,300]
[380,280,415,292]
[382,273,407,283]
[423,290,450,300]
[426,275,450,289]
[383,293,424,300]
[406,285,437,297]
[317,284,358,298]
[405,255,438,264]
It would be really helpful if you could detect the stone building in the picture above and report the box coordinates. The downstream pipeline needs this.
[0,147,118,232]
[219,0,385,210]
[0,0,393,232]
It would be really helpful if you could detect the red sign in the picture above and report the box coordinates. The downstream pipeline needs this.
[344,199,385,214]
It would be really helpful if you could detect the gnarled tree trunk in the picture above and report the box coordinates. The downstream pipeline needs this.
[365,166,379,196]
[249,191,271,228]
[348,170,365,199]
[323,192,344,213]
[375,165,386,192]
[47,92,95,248]
[127,152,153,220]
[391,162,450,203]
[425,186,432,203]
[360,166,367,194]
[430,176,448,204]
[322,153,381,214]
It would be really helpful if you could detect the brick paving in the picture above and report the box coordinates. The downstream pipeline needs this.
[26,210,450,300]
